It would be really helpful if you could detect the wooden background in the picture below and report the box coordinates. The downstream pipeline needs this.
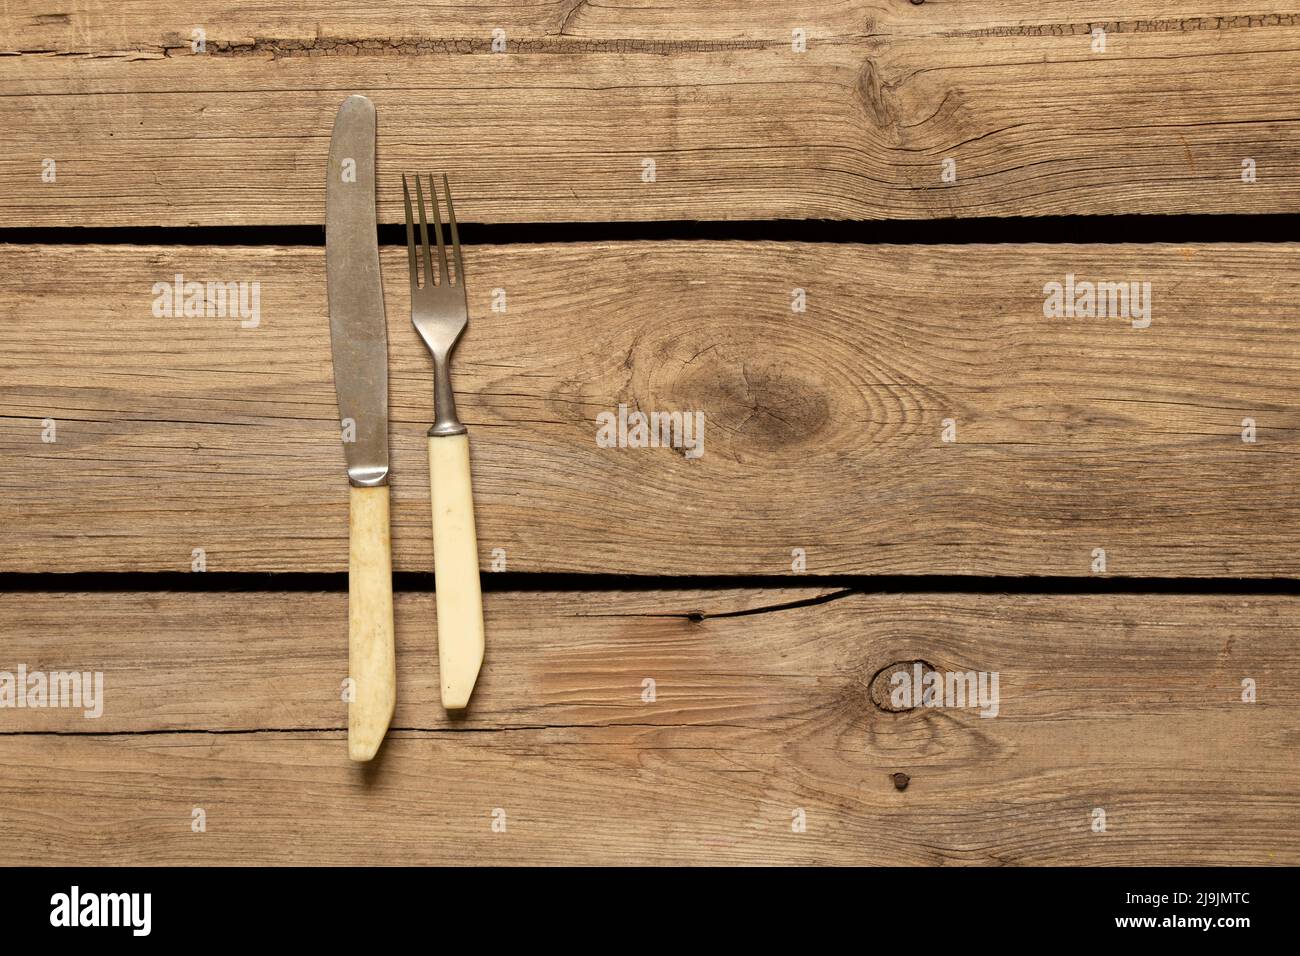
[1,0,1298,865]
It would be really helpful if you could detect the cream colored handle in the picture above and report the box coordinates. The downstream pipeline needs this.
[347,484,396,761]
[429,432,485,709]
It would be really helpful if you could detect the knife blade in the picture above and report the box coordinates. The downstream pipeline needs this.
[328,94,388,487]
[326,94,395,762]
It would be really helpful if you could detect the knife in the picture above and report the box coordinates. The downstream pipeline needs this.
[326,94,395,761]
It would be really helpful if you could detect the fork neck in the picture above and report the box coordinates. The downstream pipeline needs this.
[429,352,467,437]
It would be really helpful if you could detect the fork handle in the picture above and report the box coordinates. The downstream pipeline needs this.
[429,432,485,709]
[348,484,396,761]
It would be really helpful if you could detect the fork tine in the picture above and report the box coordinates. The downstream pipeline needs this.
[443,174,464,287]
[427,174,449,285]
[413,174,434,288]
[401,174,419,292]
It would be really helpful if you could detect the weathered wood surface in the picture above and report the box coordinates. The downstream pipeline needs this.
[4,2,1300,224]
[2,241,1299,576]
[0,588,1295,865]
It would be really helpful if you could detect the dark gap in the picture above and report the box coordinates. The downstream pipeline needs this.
[0,213,1294,248]
[1,571,1296,595]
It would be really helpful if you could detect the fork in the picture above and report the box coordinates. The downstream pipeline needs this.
[403,173,484,710]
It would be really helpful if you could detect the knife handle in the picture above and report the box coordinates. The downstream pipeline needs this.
[347,484,396,761]
[429,432,485,710]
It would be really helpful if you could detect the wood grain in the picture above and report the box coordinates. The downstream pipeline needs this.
[2,241,1299,576]
[6,0,1297,873]
[0,588,1294,865]
[3,2,1300,224]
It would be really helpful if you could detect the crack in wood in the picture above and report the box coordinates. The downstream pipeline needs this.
[0,721,754,738]
[7,34,776,59]
[941,14,1300,39]
[580,588,856,621]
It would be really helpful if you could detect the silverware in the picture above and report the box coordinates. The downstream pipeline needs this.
[402,173,485,710]
[327,95,395,759]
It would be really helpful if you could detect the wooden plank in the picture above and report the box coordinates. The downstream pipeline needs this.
[4,0,1295,51]
[0,589,1295,864]
[3,2,1300,224]
[3,241,1299,576]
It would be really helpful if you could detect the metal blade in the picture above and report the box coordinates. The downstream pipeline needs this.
[326,94,389,486]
